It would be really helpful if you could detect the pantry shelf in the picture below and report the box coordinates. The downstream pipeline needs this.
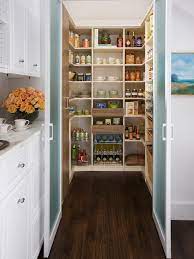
[92,108,124,117]
[92,125,124,134]
[125,63,145,67]
[125,45,145,50]
[93,64,123,67]
[69,63,92,67]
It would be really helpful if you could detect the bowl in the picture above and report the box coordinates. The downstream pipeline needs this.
[69,71,76,80]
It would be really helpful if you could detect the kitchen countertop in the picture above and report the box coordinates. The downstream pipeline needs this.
[0,121,44,159]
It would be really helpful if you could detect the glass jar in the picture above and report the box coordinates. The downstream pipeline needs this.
[86,54,91,64]
[125,89,131,98]
[80,54,86,64]
[125,71,130,81]
[85,73,91,81]
[75,54,80,64]
[131,89,138,98]
[77,73,84,81]
[135,36,143,47]
[135,56,141,64]
[135,71,141,81]
[74,34,80,48]
[138,89,144,98]
[130,71,136,81]
[126,54,135,64]
[82,38,90,48]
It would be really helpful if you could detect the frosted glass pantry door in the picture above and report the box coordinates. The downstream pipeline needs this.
[153,0,171,258]
[44,0,62,257]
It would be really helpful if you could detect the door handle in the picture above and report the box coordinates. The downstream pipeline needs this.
[17,198,25,204]
[49,123,53,141]
[171,123,174,141]
[162,123,166,141]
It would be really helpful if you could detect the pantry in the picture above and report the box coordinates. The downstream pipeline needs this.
[44,1,172,258]
[65,11,154,187]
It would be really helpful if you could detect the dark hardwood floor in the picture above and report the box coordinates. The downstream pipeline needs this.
[39,171,194,259]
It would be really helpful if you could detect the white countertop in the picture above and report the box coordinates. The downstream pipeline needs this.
[0,121,44,159]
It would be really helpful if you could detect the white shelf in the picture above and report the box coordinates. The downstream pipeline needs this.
[145,35,153,46]
[145,57,153,65]
[125,138,145,144]
[70,115,92,119]
[93,47,123,52]
[93,64,123,67]
[72,165,144,172]
[69,63,91,67]
[125,97,145,100]
[93,97,123,100]
[125,81,145,84]
[69,81,92,83]
[93,81,123,83]
[69,43,92,51]
[69,97,91,101]
[125,45,145,50]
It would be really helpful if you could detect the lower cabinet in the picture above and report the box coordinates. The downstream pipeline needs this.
[0,173,30,259]
[0,131,44,259]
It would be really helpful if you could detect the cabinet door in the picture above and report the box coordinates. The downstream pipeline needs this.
[0,174,30,259]
[27,0,40,77]
[10,0,26,74]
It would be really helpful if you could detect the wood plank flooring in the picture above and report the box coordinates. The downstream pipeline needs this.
[39,171,194,259]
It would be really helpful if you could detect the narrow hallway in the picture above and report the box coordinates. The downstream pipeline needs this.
[43,172,165,259]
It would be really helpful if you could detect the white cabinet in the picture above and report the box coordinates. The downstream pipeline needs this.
[0,174,30,259]
[0,129,44,259]
[27,0,40,77]
[7,0,40,76]
[10,0,26,74]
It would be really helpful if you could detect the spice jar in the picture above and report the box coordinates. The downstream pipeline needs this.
[117,34,123,47]
[135,36,143,47]
[75,54,80,64]
[130,71,136,81]
[82,38,90,48]
[86,54,91,64]
[138,89,144,98]
[69,31,74,45]
[135,56,141,64]
[80,54,86,64]
[77,73,84,81]
[69,51,74,64]
[125,71,130,81]
[85,73,91,81]
[74,34,80,48]
[135,71,141,81]
[125,89,131,98]
[126,54,135,64]
[132,89,138,98]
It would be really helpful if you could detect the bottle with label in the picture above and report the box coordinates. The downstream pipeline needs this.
[125,127,129,139]
[125,32,131,47]
[80,54,86,64]
[75,54,80,64]
[117,34,123,47]
[131,32,136,47]
[125,89,132,98]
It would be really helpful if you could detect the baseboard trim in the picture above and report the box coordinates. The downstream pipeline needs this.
[171,201,194,220]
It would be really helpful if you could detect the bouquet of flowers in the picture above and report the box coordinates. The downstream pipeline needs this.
[2,87,45,114]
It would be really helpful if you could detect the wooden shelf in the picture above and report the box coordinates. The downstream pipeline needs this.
[125,138,144,144]
[124,114,145,119]
[92,108,124,117]
[92,125,124,134]
[69,43,92,51]
[94,97,123,100]
[70,97,91,101]
[125,63,145,67]
[125,97,145,100]
[93,47,123,52]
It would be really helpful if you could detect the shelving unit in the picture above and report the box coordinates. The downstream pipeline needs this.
[67,19,155,178]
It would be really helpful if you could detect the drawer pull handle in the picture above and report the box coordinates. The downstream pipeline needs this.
[18,163,25,168]
[19,59,24,63]
[17,198,25,204]
[33,64,38,67]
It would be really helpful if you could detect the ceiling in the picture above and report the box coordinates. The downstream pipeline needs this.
[63,0,153,27]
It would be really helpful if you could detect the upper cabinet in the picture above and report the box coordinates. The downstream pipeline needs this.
[0,0,40,77]
[26,0,40,77]
[10,0,26,74]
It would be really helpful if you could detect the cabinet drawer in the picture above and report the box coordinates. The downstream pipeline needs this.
[0,143,30,195]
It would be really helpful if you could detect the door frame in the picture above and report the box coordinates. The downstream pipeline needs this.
[152,0,172,258]
[42,0,63,257]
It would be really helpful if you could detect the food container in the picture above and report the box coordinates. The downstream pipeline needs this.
[69,71,76,80]
[75,54,80,64]
[85,73,91,81]
[77,73,84,81]
[82,38,90,48]
[96,103,107,109]
[105,119,111,125]
[135,71,141,81]
[86,55,91,64]
[126,54,135,64]
[130,71,136,81]
[109,90,118,98]
[97,90,106,98]
[108,101,119,109]
[135,56,142,64]
[113,118,121,125]
[96,121,103,125]
[74,34,80,48]
[80,55,86,64]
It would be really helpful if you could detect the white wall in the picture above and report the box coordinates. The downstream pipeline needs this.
[171,1,194,220]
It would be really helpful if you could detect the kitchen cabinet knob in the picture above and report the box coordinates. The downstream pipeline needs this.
[18,163,25,168]
[33,64,38,67]
[19,59,24,63]
[17,198,25,204]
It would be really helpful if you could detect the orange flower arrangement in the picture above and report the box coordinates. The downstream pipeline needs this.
[2,87,45,114]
